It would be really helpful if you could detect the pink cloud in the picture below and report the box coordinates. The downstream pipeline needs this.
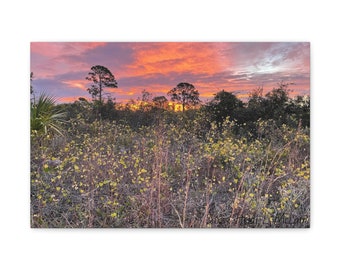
[31,42,106,57]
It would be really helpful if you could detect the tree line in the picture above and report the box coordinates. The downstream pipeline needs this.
[31,65,310,138]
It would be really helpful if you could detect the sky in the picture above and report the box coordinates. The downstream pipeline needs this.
[30,42,310,104]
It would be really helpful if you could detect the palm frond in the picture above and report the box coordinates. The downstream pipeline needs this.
[31,92,66,136]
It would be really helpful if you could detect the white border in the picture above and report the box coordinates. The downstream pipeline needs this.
[1,1,339,269]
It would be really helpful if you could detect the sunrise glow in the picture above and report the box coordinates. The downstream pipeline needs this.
[30,42,310,103]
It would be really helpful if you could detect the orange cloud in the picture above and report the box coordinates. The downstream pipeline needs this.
[127,42,231,77]
[62,80,88,90]
[59,96,88,103]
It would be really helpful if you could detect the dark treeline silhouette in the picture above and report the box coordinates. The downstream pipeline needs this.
[58,81,309,139]
[204,82,309,137]
[43,65,309,138]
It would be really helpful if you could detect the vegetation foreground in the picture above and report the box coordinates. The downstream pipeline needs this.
[31,93,310,228]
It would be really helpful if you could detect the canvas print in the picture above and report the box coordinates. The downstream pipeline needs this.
[30,42,310,228]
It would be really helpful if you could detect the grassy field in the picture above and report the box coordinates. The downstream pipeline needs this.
[31,109,310,228]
